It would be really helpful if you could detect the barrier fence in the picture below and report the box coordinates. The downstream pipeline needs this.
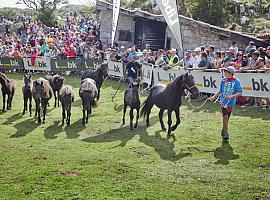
[0,57,269,98]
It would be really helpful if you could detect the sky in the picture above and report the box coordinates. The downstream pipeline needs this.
[0,0,91,8]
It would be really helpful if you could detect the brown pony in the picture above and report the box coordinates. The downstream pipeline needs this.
[45,74,65,107]
[0,72,16,111]
[59,85,74,126]
[81,63,108,100]
[79,78,98,125]
[32,78,53,123]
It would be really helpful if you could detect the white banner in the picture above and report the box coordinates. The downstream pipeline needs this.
[108,61,124,78]
[23,57,51,71]
[236,73,270,98]
[191,71,221,94]
[111,0,120,47]
[152,67,187,84]
[156,0,183,51]
[142,64,153,86]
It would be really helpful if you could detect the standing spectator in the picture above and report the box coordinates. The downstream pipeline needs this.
[193,47,201,68]
[195,52,212,70]
[167,48,179,69]
[212,51,222,69]
[232,52,243,70]
[245,41,256,54]
[180,50,194,68]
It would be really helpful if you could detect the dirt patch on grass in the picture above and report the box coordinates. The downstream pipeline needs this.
[55,171,80,176]
[258,163,270,169]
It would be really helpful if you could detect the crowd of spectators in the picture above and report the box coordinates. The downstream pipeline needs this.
[0,11,101,61]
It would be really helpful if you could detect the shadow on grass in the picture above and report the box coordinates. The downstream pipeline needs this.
[43,119,84,139]
[64,119,84,139]
[2,113,22,125]
[10,118,40,138]
[82,116,191,162]
[73,99,81,108]
[184,99,270,120]
[214,141,239,165]
[44,120,63,139]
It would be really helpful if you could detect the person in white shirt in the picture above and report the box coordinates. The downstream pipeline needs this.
[193,47,201,68]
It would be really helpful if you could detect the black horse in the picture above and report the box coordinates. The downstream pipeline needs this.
[140,73,200,136]
[22,74,32,116]
[122,78,141,130]
[0,72,16,111]
[45,74,65,107]
[81,63,108,100]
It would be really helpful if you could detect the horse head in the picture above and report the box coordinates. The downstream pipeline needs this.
[99,63,109,79]
[33,79,45,101]
[0,72,7,84]
[24,74,32,86]
[53,75,65,90]
[183,73,199,98]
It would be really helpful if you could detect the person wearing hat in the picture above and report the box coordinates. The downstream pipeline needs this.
[124,54,142,85]
[180,50,194,68]
[209,66,243,141]
[167,48,179,70]
[245,41,256,55]
[193,47,201,68]
[240,50,259,71]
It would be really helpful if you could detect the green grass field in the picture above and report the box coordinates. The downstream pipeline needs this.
[0,73,269,200]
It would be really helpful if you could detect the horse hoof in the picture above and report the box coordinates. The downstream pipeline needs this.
[22,112,25,115]
[38,119,42,123]
[161,126,166,131]
[134,124,138,128]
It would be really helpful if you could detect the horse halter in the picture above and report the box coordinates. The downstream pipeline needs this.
[185,84,196,92]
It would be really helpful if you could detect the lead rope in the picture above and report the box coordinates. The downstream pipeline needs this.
[184,90,221,109]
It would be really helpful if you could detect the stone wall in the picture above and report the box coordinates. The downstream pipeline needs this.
[98,10,135,47]
[166,25,246,51]
[97,1,267,51]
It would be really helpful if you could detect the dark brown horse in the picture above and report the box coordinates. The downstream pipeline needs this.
[22,74,32,116]
[45,74,65,107]
[0,72,16,111]
[32,78,53,123]
[140,73,200,136]
[79,78,98,125]
[81,63,108,100]
[122,78,141,130]
[59,85,74,126]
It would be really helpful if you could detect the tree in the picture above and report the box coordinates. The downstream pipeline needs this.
[188,0,232,27]
[22,0,64,26]
[0,7,20,21]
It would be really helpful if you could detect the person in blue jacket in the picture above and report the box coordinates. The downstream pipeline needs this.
[209,66,243,141]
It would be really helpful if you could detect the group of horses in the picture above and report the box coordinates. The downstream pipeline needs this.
[0,64,199,136]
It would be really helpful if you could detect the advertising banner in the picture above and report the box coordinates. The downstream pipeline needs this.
[108,61,124,78]
[23,57,51,71]
[112,0,121,47]
[83,59,101,70]
[51,59,84,71]
[155,0,183,51]
[0,58,24,69]
[152,67,187,84]
[142,63,153,86]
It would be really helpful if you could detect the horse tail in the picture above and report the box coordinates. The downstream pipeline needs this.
[140,95,151,118]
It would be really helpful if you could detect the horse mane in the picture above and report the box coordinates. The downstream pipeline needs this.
[59,85,74,96]
[33,78,52,98]
[165,73,187,94]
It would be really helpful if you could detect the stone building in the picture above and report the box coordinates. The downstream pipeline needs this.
[96,1,268,51]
